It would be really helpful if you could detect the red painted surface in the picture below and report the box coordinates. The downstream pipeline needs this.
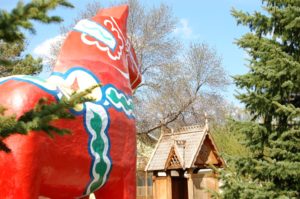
[0,5,141,199]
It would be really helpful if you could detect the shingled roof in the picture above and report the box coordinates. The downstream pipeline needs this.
[145,124,225,171]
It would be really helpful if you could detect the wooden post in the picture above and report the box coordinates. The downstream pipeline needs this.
[167,175,172,199]
[187,170,194,199]
[152,175,156,199]
[145,171,148,199]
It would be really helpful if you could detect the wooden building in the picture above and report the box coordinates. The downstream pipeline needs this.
[145,123,225,199]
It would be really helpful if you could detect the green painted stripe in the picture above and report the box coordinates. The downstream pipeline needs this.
[90,110,108,192]
[107,89,133,111]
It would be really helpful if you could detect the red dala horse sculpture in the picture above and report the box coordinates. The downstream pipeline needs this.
[0,5,141,199]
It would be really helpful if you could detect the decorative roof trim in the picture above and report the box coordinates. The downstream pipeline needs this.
[172,124,204,134]
[145,130,164,171]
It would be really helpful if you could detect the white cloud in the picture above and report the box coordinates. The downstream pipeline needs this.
[33,34,66,65]
[174,18,193,39]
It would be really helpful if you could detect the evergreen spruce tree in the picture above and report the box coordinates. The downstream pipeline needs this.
[0,1,97,153]
[0,40,43,77]
[221,1,300,198]
[0,0,73,73]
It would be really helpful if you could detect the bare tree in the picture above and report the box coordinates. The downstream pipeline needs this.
[135,42,229,136]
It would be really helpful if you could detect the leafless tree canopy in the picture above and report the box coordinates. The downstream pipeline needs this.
[135,42,229,136]
[46,0,230,141]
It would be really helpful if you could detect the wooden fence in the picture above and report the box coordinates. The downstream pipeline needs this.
[137,186,153,199]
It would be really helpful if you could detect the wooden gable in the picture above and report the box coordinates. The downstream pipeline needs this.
[194,134,223,167]
[165,146,183,170]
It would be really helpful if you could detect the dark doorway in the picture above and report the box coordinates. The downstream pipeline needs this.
[171,177,188,199]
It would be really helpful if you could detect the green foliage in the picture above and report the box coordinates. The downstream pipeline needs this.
[221,0,300,198]
[0,0,73,43]
[0,0,73,72]
[211,123,250,159]
[0,41,42,77]
[0,85,99,153]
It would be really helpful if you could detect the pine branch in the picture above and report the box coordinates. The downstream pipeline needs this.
[0,84,100,153]
[0,0,74,43]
